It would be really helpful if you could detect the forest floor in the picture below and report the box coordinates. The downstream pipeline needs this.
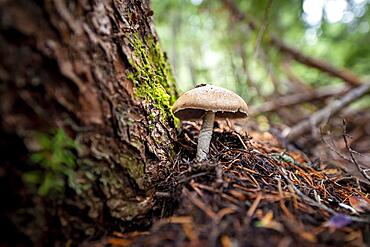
[92,122,370,247]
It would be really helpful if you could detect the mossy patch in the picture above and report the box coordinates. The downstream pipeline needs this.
[127,34,177,123]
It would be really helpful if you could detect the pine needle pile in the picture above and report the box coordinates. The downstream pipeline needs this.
[101,122,370,247]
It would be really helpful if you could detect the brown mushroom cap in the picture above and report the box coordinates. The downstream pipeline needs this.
[172,84,248,120]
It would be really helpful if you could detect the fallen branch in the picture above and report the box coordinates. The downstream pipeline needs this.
[270,38,362,86]
[250,84,349,115]
[221,0,363,86]
[320,130,370,184]
[283,81,370,140]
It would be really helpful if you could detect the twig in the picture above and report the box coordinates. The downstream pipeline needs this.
[321,131,370,184]
[342,120,370,182]
[247,192,262,217]
[178,172,209,184]
[253,0,273,60]
[239,43,262,96]
[234,131,248,150]
[183,188,217,219]
[279,168,370,223]
[283,81,370,140]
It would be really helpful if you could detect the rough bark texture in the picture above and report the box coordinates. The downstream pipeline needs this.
[0,0,177,243]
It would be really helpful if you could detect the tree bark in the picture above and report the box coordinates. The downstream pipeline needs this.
[0,0,177,243]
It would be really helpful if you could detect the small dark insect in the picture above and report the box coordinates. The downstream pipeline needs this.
[195,83,207,88]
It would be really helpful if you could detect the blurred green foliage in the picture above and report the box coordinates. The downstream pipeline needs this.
[152,0,370,104]
[23,129,79,196]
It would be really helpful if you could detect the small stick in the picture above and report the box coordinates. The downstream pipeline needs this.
[342,120,370,182]
[183,188,217,219]
[234,131,248,150]
[279,168,370,223]
[247,192,262,217]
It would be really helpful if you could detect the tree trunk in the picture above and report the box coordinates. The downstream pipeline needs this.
[0,0,177,243]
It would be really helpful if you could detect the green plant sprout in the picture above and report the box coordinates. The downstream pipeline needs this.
[23,129,79,196]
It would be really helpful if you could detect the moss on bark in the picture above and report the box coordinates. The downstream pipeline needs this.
[127,34,178,123]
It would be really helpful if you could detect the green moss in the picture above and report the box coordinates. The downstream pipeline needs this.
[127,34,177,122]
[173,117,181,128]
[148,112,156,121]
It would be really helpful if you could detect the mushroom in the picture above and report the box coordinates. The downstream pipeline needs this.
[172,84,248,161]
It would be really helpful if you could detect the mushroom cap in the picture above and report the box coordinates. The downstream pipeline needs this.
[172,84,248,120]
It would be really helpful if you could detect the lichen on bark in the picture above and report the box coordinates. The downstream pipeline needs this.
[119,154,146,189]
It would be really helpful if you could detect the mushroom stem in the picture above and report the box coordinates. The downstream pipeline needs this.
[196,111,215,161]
